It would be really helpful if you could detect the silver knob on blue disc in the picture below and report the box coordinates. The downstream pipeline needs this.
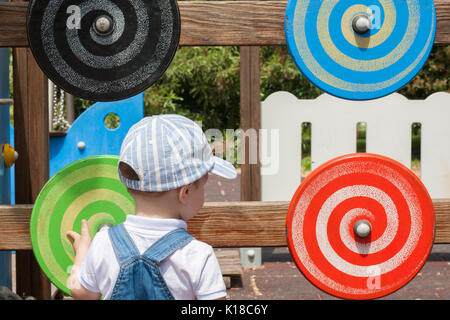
[352,15,371,34]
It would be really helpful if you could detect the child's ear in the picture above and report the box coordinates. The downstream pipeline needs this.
[178,185,189,204]
[177,184,192,204]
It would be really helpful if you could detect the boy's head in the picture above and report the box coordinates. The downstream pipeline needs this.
[118,114,236,219]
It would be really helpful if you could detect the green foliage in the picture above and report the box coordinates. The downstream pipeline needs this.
[411,123,421,160]
[399,45,449,99]
[301,122,311,157]
[356,122,367,153]
[260,46,322,100]
[143,46,322,130]
[145,46,241,130]
[74,97,95,119]
[302,156,311,175]
[70,45,448,132]
[104,113,121,130]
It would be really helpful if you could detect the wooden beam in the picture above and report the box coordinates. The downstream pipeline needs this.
[12,42,51,299]
[1,200,449,250]
[433,199,450,244]
[190,202,286,247]
[0,1,449,47]
[0,2,27,48]
[180,1,286,46]
[0,205,31,251]
[436,0,450,44]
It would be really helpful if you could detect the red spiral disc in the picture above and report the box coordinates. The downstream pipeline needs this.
[287,153,435,300]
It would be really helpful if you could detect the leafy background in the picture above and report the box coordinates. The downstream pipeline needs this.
[73,45,449,131]
[73,45,448,173]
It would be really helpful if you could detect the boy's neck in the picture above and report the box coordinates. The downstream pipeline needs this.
[130,189,183,220]
[134,209,181,220]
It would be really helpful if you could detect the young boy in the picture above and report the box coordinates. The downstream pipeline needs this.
[66,114,237,300]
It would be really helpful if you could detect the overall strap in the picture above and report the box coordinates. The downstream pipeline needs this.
[108,223,140,264]
[143,228,193,263]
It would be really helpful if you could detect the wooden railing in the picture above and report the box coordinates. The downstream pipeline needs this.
[1,0,449,299]
[1,200,449,251]
[0,1,449,47]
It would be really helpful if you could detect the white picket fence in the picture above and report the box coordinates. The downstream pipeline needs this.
[260,91,450,202]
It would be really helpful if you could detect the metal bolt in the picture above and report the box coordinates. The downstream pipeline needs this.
[352,15,371,34]
[353,220,371,238]
[94,15,113,35]
[77,141,86,151]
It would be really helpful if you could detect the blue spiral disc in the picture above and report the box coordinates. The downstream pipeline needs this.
[285,0,436,100]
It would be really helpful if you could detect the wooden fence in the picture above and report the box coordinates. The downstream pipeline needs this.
[0,0,449,299]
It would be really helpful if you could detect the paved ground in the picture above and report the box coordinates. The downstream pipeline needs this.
[206,170,450,300]
[225,246,450,300]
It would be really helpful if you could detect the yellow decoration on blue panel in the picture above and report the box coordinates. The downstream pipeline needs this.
[2,144,18,168]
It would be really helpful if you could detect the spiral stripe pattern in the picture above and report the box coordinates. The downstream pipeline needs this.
[284,0,436,100]
[286,154,435,299]
[27,0,180,101]
[31,156,135,295]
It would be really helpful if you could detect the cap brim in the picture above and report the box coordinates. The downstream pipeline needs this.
[210,156,237,179]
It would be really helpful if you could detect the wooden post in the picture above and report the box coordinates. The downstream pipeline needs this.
[13,45,51,299]
[65,93,75,125]
[240,46,261,202]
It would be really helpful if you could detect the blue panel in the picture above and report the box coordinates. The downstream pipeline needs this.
[0,37,12,288]
[0,55,10,204]
[9,124,14,205]
[50,93,144,177]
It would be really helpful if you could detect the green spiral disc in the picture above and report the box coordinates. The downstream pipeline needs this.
[30,155,135,296]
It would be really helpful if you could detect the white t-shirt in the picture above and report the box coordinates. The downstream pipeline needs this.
[78,215,227,300]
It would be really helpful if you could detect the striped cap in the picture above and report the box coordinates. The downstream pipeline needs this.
[119,114,237,192]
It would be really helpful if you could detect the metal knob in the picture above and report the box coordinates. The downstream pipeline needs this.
[2,144,18,169]
[247,249,256,259]
[94,15,114,35]
[352,15,371,34]
[353,220,371,238]
[77,141,86,151]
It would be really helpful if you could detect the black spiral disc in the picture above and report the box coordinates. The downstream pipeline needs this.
[27,0,180,101]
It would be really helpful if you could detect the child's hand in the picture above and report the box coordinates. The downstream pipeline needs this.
[66,220,101,300]
[66,219,91,266]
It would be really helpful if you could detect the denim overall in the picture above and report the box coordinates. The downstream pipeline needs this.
[108,224,193,300]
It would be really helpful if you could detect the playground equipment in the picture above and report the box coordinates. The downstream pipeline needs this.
[49,93,143,176]
[26,0,180,101]
[0,35,13,290]
[1,144,18,170]
[0,0,448,300]
[31,156,135,296]
[285,0,436,100]
[27,93,143,296]
[286,153,435,299]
